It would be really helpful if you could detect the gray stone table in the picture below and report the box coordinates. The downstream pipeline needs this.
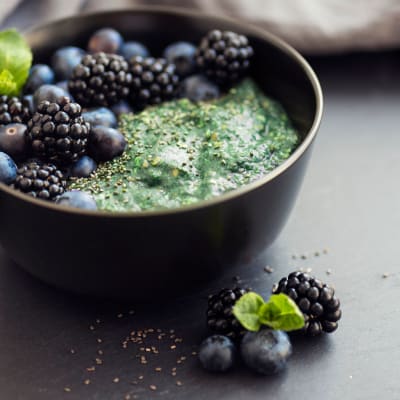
[1,51,400,399]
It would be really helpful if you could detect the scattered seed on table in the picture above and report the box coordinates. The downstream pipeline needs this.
[95,319,101,324]
[149,385,157,391]
[323,248,329,254]
[191,351,197,356]
[138,376,144,380]
[113,377,120,383]
[117,313,124,318]
[382,272,389,278]
[84,379,90,385]
[125,395,131,400]
[264,266,274,273]
[97,338,103,344]
[86,366,96,372]
[155,367,162,372]
[170,345,176,350]
[70,349,76,354]
[326,268,332,275]
[89,325,95,331]
[129,310,135,315]
[176,381,183,386]
[64,387,71,392]
[95,358,103,365]
[300,254,307,260]
[97,350,104,355]
[314,251,320,257]
[171,372,177,376]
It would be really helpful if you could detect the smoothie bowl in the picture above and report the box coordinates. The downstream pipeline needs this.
[0,7,322,299]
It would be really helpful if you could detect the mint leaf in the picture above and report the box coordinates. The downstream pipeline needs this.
[0,69,17,95]
[232,292,265,331]
[259,293,304,331]
[0,29,32,96]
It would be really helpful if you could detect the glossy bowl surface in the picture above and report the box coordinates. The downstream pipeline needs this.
[0,7,322,299]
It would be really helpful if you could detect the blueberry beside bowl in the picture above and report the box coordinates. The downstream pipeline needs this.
[0,8,322,299]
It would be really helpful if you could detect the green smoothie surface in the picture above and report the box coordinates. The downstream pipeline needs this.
[69,78,300,211]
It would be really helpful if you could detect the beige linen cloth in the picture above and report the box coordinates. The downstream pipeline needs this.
[1,0,400,54]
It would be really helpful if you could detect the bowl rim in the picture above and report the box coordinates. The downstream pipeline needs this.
[0,5,323,218]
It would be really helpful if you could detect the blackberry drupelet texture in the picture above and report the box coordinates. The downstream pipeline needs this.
[68,52,131,107]
[0,96,31,126]
[207,287,248,341]
[26,97,90,166]
[273,271,342,336]
[129,56,180,109]
[195,29,253,86]
[13,160,66,200]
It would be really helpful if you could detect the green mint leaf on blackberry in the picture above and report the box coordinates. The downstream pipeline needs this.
[0,70,17,95]
[259,293,304,332]
[232,292,265,331]
[0,29,32,96]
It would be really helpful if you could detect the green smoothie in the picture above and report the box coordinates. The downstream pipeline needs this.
[69,79,300,211]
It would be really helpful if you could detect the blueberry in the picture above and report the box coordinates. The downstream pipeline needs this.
[83,107,117,128]
[33,84,70,110]
[120,41,149,59]
[22,94,34,114]
[240,329,292,375]
[24,64,55,93]
[163,41,196,77]
[0,123,29,160]
[198,335,236,372]
[56,190,97,210]
[70,155,97,178]
[88,126,127,162]
[88,28,123,54]
[111,100,133,117]
[0,151,17,184]
[180,74,220,102]
[51,46,85,80]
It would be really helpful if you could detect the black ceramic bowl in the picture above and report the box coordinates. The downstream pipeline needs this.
[0,7,322,299]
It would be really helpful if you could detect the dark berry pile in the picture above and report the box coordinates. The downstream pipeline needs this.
[1,26,254,209]
[13,160,66,200]
[273,271,342,336]
[26,97,90,165]
[195,29,254,86]
[69,53,132,107]
[129,56,180,108]
[0,95,31,126]
[207,287,248,340]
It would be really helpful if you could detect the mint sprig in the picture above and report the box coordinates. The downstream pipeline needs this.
[0,29,32,96]
[233,292,305,332]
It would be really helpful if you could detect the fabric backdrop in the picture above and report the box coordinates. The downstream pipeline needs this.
[1,0,400,54]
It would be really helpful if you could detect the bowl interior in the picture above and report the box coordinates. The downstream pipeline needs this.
[26,8,319,142]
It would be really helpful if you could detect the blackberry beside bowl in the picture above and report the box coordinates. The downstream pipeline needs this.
[0,7,322,299]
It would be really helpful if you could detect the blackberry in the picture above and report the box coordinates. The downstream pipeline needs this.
[129,56,180,109]
[207,287,248,341]
[0,95,31,126]
[273,271,342,336]
[68,52,131,107]
[195,29,254,86]
[26,97,90,165]
[13,160,66,200]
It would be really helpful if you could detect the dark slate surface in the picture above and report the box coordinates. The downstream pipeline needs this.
[1,51,400,399]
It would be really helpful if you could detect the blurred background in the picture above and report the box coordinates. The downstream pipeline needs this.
[1,0,400,54]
